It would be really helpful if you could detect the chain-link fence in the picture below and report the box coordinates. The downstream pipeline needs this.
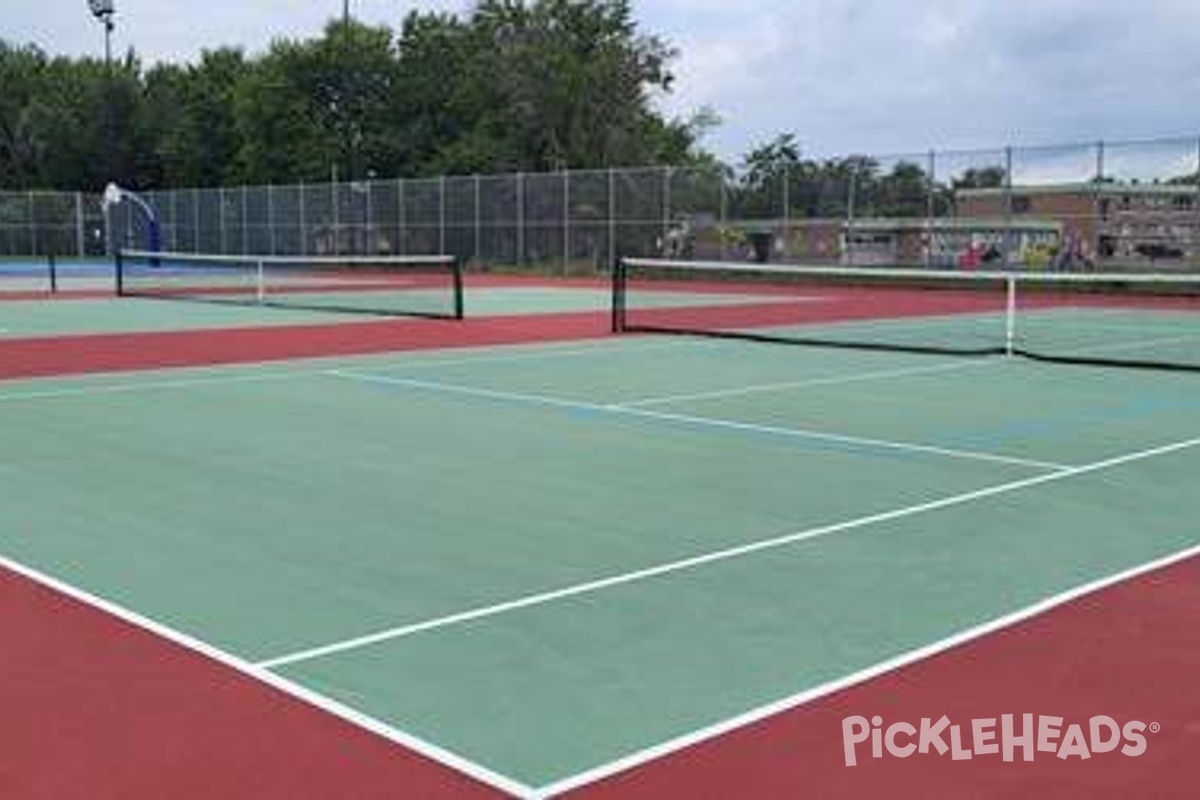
[5,135,1200,272]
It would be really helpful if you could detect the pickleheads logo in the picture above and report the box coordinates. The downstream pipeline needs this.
[842,714,1159,767]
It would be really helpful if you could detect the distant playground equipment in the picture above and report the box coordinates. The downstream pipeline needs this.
[660,215,780,263]
[102,182,162,254]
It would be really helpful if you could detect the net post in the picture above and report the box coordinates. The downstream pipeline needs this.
[452,256,465,320]
[1004,273,1017,357]
[48,253,58,294]
[611,256,626,333]
[114,249,124,296]
[74,191,86,258]
[256,259,266,303]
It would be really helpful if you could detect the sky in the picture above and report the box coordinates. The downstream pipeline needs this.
[7,0,1200,163]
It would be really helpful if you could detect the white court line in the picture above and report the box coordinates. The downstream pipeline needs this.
[0,370,307,402]
[372,336,715,371]
[326,369,1071,471]
[0,553,533,798]
[613,405,1069,471]
[255,431,1200,671]
[616,359,990,408]
[1063,331,1200,356]
[531,539,1200,799]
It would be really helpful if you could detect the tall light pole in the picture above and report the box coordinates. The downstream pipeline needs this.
[88,0,117,249]
[87,0,115,66]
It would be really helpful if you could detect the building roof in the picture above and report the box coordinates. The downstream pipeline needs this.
[958,182,1199,199]
[847,217,1061,232]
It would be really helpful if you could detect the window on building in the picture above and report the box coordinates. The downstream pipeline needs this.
[1011,196,1032,214]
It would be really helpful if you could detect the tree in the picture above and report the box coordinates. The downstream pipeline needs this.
[0,42,47,187]
[1,3,711,189]
[952,165,1006,189]
[735,133,800,218]
[464,0,685,170]
[865,161,932,218]
[391,11,482,174]
[231,21,402,183]
[146,48,246,186]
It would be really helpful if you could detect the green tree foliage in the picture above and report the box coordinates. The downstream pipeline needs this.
[732,133,801,217]
[146,48,245,186]
[0,42,46,186]
[0,1,708,190]
[728,136,1012,220]
[231,21,403,183]
[952,166,1006,189]
[0,43,150,190]
[855,159,932,218]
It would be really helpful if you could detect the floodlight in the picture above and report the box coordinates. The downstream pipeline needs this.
[88,0,114,20]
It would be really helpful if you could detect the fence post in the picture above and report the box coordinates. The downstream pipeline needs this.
[608,167,616,269]
[562,170,570,274]
[1003,146,1014,269]
[193,188,201,252]
[719,174,728,260]
[783,163,793,261]
[298,181,307,256]
[331,180,340,257]
[366,180,375,255]
[75,191,86,258]
[28,191,38,257]
[1194,137,1200,265]
[516,171,525,266]
[925,150,936,268]
[782,162,790,225]
[474,174,482,266]
[1093,140,1105,264]
[845,160,858,266]
[662,167,671,250]
[398,177,406,256]
[439,175,447,255]
[103,192,113,258]
[267,184,276,255]
[218,186,227,254]
[169,189,178,251]
[241,185,249,255]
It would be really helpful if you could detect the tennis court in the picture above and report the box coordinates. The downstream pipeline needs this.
[2,260,1200,797]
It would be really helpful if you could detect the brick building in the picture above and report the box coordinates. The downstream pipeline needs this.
[957,183,1200,266]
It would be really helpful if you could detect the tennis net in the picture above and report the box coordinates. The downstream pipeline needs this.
[117,250,464,319]
[613,258,1200,371]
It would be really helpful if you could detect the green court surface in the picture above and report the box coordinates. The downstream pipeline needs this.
[4,335,1200,790]
[0,285,775,337]
[0,296,369,336]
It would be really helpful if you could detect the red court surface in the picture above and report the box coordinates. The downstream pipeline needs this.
[0,566,503,800]
[3,550,1197,798]
[568,555,1200,799]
